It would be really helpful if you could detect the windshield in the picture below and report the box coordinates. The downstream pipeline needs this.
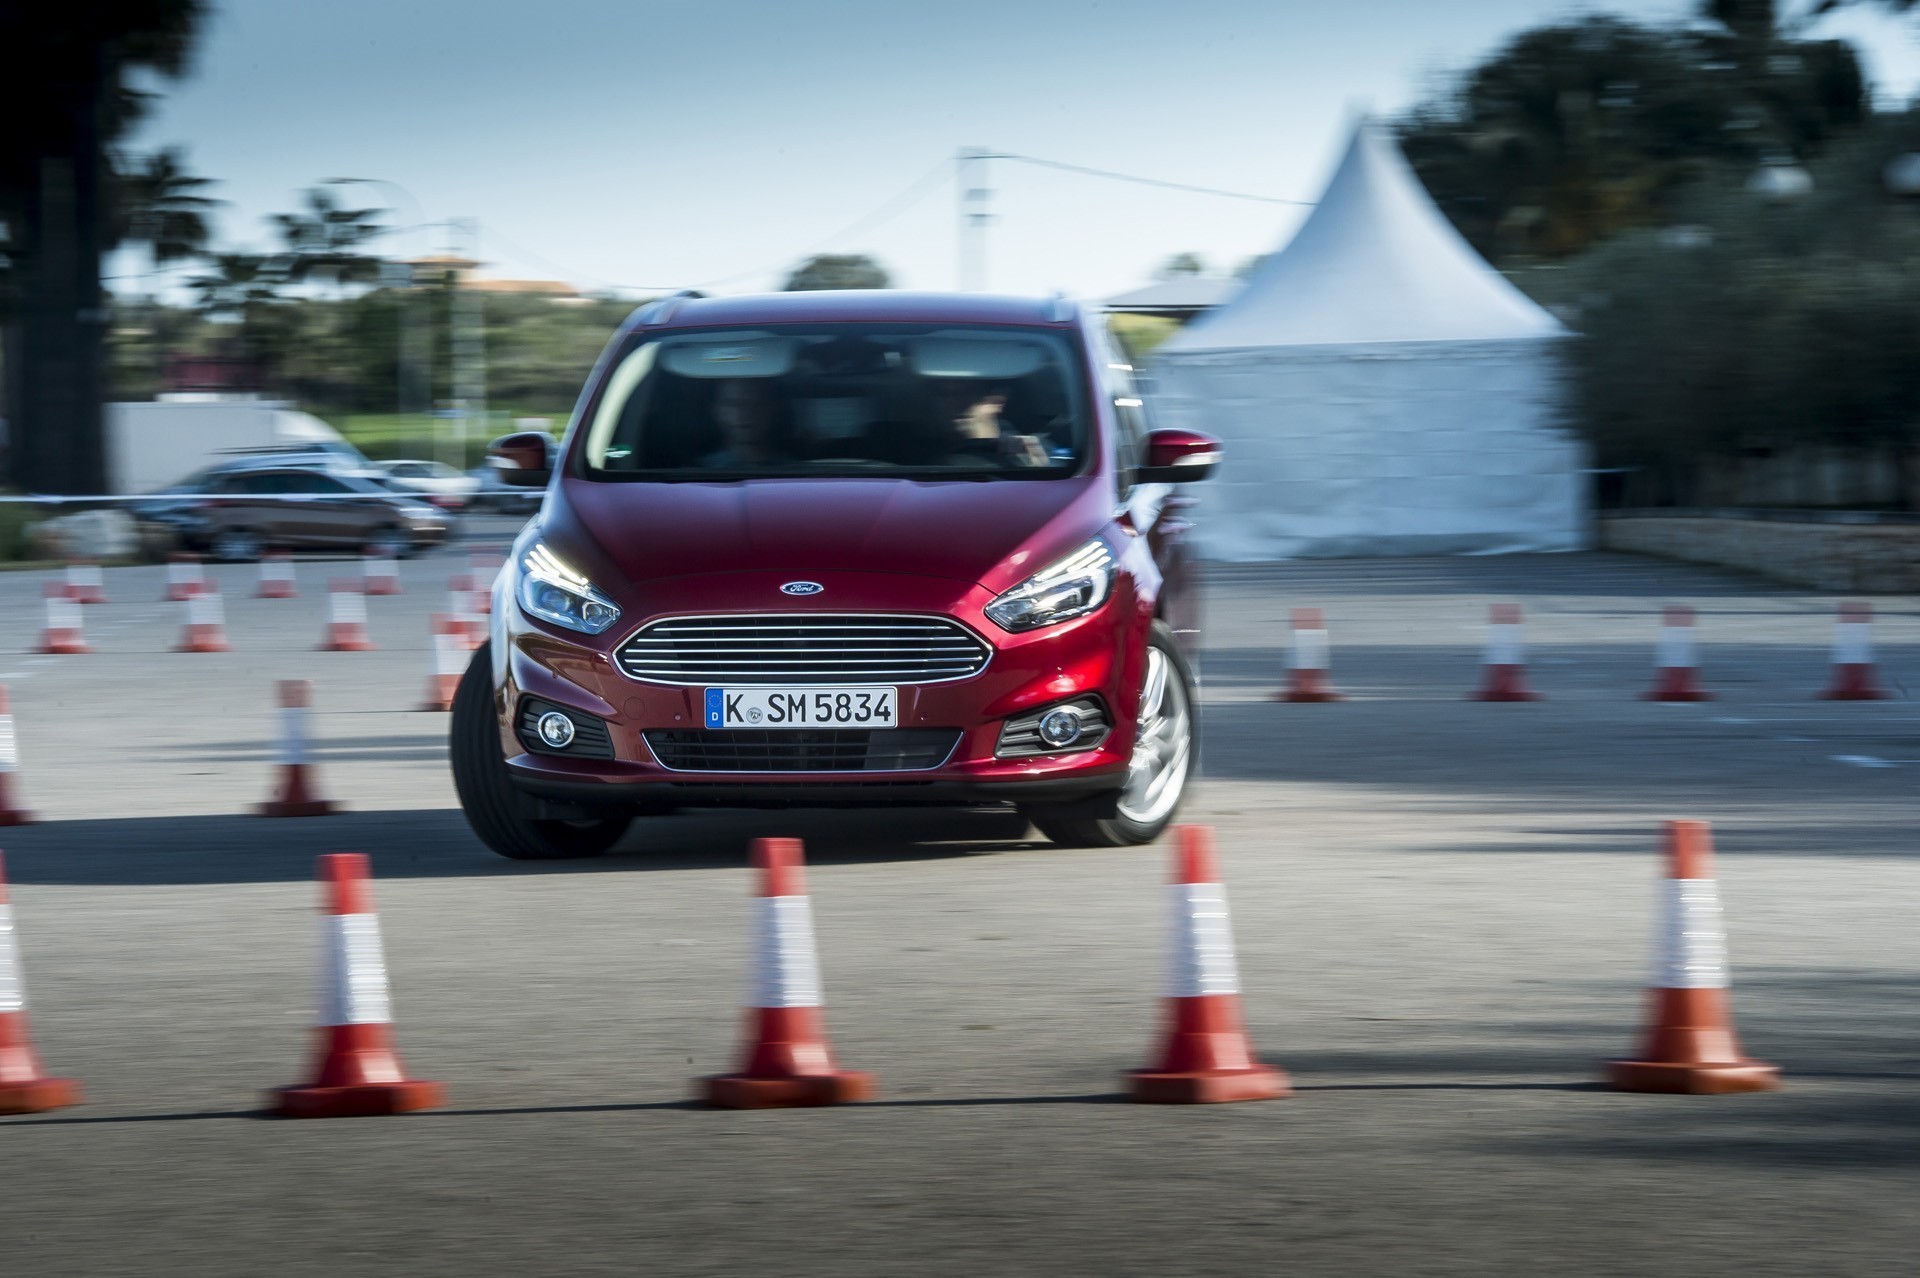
[579,323,1088,481]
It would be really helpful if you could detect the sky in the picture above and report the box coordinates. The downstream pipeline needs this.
[119,0,1920,301]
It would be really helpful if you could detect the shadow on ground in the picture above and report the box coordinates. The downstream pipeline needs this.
[0,805,1045,886]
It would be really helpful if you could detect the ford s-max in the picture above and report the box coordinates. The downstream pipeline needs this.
[451,290,1220,860]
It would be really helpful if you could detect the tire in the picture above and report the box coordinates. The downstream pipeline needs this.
[450,641,632,860]
[209,528,263,562]
[1020,621,1197,848]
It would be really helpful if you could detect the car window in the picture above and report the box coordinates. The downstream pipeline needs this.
[388,463,422,478]
[226,472,286,495]
[580,323,1088,481]
[281,472,351,495]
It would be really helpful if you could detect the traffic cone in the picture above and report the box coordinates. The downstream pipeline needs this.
[1470,603,1540,701]
[164,552,203,602]
[64,560,105,605]
[1818,602,1889,701]
[0,687,36,827]
[1608,820,1780,1094]
[1129,825,1289,1103]
[0,853,81,1115]
[448,574,485,647]
[257,553,297,599]
[1272,607,1342,703]
[257,680,340,818]
[1644,606,1713,702]
[417,615,466,712]
[271,853,443,1118]
[319,579,375,652]
[362,547,401,597]
[34,584,91,655]
[703,837,875,1108]
[173,584,232,654]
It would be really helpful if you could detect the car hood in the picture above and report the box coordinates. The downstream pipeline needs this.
[548,475,1112,594]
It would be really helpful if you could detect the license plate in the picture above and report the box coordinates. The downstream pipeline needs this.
[705,686,898,729]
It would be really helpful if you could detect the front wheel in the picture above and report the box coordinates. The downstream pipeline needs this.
[1020,621,1197,848]
[450,642,632,860]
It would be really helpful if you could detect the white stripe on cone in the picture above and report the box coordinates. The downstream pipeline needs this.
[1289,627,1330,671]
[0,714,17,773]
[1485,623,1523,667]
[45,594,79,634]
[1652,878,1731,989]
[279,704,311,767]
[0,903,24,1014]
[330,589,368,624]
[1834,621,1871,666]
[1165,881,1243,998]
[748,895,824,1008]
[188,590,223,628]
[433,629,465,677]
[1656,626,1696,669]
[317,913,395,1025]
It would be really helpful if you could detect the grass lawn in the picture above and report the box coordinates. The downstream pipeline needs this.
[327,410,568,468]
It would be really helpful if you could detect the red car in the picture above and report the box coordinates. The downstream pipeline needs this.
[450,291,1220,860]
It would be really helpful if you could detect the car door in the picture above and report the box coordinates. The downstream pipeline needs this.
[280,471,370,547]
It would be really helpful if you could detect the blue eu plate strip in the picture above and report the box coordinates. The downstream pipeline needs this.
[704,687,724,728]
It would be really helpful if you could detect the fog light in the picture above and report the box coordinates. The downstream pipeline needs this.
[1037,707,1084,748]
[536,711,577,749]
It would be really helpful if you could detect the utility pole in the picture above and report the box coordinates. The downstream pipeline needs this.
[957,146,994,292]
[449,217,487,470]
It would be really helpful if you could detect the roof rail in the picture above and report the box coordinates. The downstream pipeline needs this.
[635,289,706,326]
[1047,292,1077,323]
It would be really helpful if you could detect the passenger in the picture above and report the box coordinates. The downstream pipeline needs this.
[930,380,1049,467]
[701,379,786,469]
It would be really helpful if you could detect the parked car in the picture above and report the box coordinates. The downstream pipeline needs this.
[450,290,1219,861]
[164,465,453,560]
[375,459,481,509]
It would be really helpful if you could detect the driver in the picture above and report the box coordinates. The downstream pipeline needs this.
[930,380,1048,467]
[700,378,786,469]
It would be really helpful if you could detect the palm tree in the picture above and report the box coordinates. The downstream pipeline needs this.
[114,147,220,271]
[272,187,388,295]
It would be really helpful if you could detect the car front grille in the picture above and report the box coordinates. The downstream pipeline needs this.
[643,728,962,773]
[616,614,991,685]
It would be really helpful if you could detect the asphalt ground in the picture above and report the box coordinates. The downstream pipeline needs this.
[1,529,1916,1276]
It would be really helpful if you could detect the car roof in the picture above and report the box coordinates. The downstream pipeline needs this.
[622,290,1078,335]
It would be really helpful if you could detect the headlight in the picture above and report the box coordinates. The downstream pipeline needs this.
[984,538,1115,633]
[517,542,622,635]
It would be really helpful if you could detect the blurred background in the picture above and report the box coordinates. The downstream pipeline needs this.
[4,0,1920,557]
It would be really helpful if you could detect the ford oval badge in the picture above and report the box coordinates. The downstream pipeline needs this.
[780,581,824,596]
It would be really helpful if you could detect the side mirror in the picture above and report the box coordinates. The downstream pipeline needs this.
[1136,428,1222,484]
[489,432,554,487]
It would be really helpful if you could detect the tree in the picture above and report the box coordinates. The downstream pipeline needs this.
[0,3,210,493]
[113,146,219,272]
[1397,7,1865,263]
[782,253,891,291]
[1156,252,1207,279]
[272,187,387,294]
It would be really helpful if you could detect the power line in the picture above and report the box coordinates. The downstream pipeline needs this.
[988,152,1313,206]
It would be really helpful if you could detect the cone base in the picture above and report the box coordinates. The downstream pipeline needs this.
[703,1070,875,1109]
[1129,1065,1290,1104]
[272,1079,444,1118]
[34,641,91,656]
[256,799,341,818]
[415,699,453,712]
[1819,690,1888,701]
[258,587,297,599]
[0,810,36,827]
[1607,1058,1781,1094]
[1471,690,1541,702]
[0,1077,81,1114]
[1272,690,1343,703]
[1644,690,1714,702]
[174,641,232,654]
[318,640,376,653]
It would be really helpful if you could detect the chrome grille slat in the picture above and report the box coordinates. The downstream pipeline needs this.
[617,612,991,686]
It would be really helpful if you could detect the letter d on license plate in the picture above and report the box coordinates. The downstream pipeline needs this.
[705,686,898,729]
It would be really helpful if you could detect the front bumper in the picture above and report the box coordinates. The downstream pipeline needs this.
[493,569,1147,808]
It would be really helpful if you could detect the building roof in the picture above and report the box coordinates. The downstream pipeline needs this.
[1104,277,1242,316]
[1162,120,1568,352]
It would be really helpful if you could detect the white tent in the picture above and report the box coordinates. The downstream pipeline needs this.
[1151,120,1585,560]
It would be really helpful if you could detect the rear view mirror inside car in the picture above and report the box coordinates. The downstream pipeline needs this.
[658,335,798,379]
[908,333,1047,380]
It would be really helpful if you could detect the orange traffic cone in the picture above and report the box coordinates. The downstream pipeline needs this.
[1129,826,1288,1103]
[64,560,105,605]
[1608,820,1780,1094]
[417,615,466,712]
[257,680,340,818]
[1272,607,1342,702]
[0,852,81,1114]
[173,584,232,654]
[319,579,375,652]
[362,547,401,596]
[1644,606,1713,702]
[0,687,36,827]
[164,552,203,602]
[1818,602,1888,701]
[34,584,91,655]
[467,555,496,615]
[704,838,875,1108]
[1470,603,1540,701]
[272,853,443,1118]
[448,574,485,647]
[257,552,297,599]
